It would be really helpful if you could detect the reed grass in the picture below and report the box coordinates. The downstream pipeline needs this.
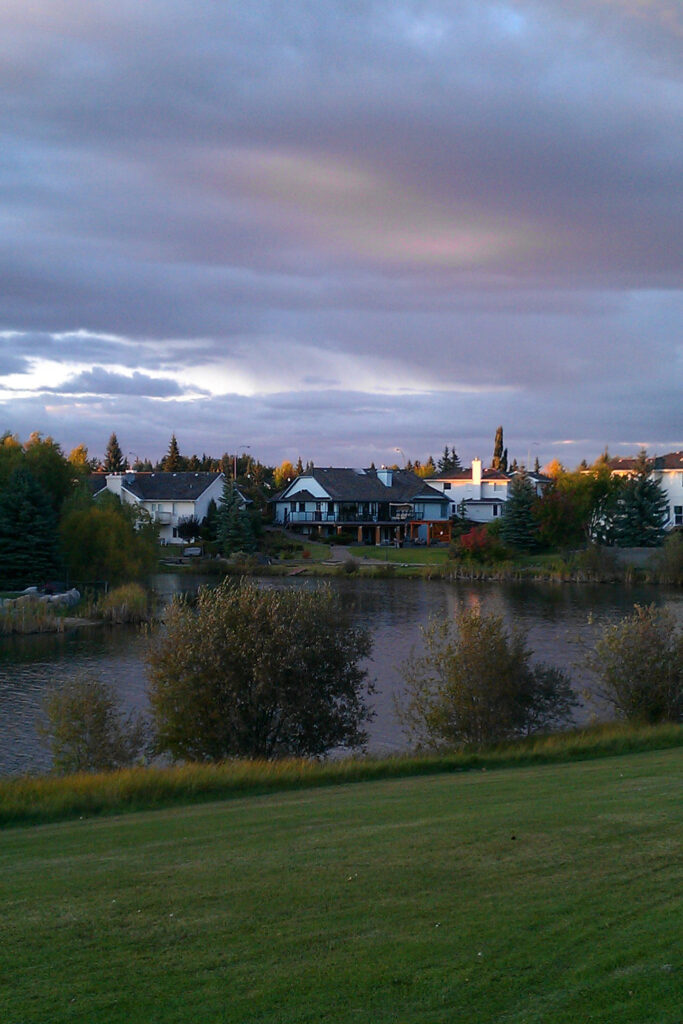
[94,583,152,623]
[2,721,680,828]
[0,598,65,635]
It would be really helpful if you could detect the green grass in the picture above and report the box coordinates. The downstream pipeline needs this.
[2,723,681,828]
[1,747,681,1023]
[351,544,450,564]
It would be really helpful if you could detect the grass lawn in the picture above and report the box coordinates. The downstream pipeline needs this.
[350,544,450,564]
[1,749,681,1023]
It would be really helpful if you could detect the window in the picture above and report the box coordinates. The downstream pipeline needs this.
[492,504,499,517]
[298,502,305,513]
[443,482,451,491]
[290,501,296,512]
[675,505,682,526]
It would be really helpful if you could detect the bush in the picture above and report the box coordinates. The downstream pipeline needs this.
[452,525,507,564]
[38,676,149,773]
[655,530,683,585]
[95,583,152,623]
[586,604,682,723]
[147,579,373,761]
[397,608,577,749]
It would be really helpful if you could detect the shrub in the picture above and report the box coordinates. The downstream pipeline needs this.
[95,583,151,624]
[586,604,682,723]
[38,676,149,774]
[397,608,577,749]
[454,525,507,564]
[655,530,683,585]
[147,579,373,761]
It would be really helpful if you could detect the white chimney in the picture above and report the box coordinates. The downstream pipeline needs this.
[377,468,393,487]
[472,458,482,496]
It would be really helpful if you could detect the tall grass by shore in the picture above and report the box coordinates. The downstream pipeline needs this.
[0,598,66,635]
[2,721,680,828]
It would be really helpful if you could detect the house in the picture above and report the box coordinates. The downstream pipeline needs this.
[273,467,451,544]
[90,471,236,544]
[609,451,683,529]
[426,459,551,523]
[426,458,511,523]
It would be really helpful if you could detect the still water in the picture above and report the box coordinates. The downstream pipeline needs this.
[1,575,681,775]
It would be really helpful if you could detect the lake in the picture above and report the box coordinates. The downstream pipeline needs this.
[1,574,681,775]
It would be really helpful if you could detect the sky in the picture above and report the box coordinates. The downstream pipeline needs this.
[1,0,681,470]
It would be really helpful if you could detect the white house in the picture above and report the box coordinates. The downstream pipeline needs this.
[426,459,511,523]
[90,471,231,544]
[273,467,451,544]
[609,451,683,530]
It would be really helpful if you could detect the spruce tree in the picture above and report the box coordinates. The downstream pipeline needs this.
[611,452,669,547]
[162,434,182,472]
[296,456,304,475]
[216,482,255,555]
[0,467,58,588]
[104,433,126,473]
[500,472,539,551]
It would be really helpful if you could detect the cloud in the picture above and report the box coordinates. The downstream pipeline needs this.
[0,1,680,464]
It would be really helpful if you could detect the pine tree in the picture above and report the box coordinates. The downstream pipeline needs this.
[534,456,541,474]
[104,433,126,473]
[611,451,669,547]
[500,471,539,551]
[162,434,182,472]
[0,467,58,588]
[492,426,504,470]
[296,456,304,475]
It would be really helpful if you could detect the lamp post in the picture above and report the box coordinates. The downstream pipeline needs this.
[233,444,250,482]
[394,447,407,469]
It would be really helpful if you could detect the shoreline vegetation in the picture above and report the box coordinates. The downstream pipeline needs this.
[0,539,679,636]
[2,721,681,828]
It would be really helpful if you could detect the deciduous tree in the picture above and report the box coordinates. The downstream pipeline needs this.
[148,580,373,760]
[398,608,576,749]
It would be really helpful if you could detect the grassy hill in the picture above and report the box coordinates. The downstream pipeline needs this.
[1,747,681,1023]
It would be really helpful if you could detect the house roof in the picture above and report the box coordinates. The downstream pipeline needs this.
[87,474,108,496]
[429,468,510,483]
[609,451,683,473]
[116,471,223,500]
[278,468,445,503]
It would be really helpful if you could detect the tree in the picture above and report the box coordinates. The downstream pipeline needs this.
[0,467,58,588]
[177,516,201,542]
[500,471,539,551]
[586,605,682,723]
[296,456,304,475]
[216,481,254,554]
[59,493,158,585]
[491,426,507,472]
[104,433,126,473]
[148,580,373,761]
[274,460,296,489]
[162,434,182,472]
[68,444,98,473]
[438,445,463,474]
[39,676,148,773]
[398,608,576,749]
[23,433,75,513]
[610,451,669,547]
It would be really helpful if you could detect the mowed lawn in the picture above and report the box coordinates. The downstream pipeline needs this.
[1,750,681,1024]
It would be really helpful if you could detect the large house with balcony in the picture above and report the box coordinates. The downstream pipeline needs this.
[90,471,235,544]
[608,451,683,529]
[273,467,451,544]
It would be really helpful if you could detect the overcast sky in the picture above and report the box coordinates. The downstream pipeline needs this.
[1,0,681,469]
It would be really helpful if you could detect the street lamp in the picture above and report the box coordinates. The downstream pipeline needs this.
[234,444,250,482]
[394,447,407,468]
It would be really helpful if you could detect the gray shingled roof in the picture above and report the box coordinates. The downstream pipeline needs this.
[281,468,445,503]
[120,471,223,500]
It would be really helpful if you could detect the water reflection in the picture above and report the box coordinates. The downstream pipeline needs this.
[0,575,680,775]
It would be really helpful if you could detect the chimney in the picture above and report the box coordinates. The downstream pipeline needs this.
[377,467,393,487]
[472,458,482,495]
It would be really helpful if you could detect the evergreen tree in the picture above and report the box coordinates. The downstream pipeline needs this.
[104,433,126,473]
[500,472,539,551]
[216,482,255,555]
[0,467,58,588]
[492,426,504,470]
[611,451,669,547]
[162,434,182,472]
[534,456,541,474]
[437,446,463,474]
[296,456,304,475]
